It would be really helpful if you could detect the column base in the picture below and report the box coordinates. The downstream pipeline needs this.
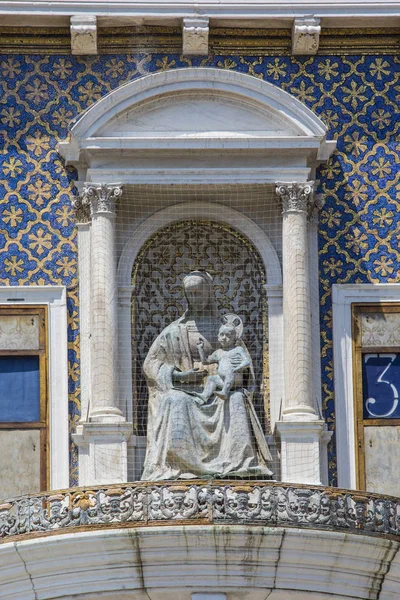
[281,405,320,422]
[73,421,133,486]
[276,420,326,485]
[89,406,126,423]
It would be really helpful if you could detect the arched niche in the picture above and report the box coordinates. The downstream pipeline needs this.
[69,67,335,484]
[116,201,283,477]
[118,201,282,288]
[131,219,269,436]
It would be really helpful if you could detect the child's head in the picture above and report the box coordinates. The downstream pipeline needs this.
[218,324,237,348]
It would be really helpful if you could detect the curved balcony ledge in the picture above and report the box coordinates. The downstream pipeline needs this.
[2,483,400,600]
[1,481,400,544]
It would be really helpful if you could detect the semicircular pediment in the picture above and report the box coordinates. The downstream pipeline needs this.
[69,68,328,141]
[96,89,302,139]
[58,68,335,182]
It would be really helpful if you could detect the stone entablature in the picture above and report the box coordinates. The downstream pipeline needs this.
[1,482,400,543]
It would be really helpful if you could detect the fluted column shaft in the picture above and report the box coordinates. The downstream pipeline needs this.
[80,183,123,422]
[276,182,318,421]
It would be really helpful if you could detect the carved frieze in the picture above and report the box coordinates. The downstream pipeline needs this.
[148,485,209,520]
[360,312,400,347]
[1,483,400,542]
[0,315,39,350]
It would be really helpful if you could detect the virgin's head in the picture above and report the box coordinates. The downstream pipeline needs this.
[183,271,213,313]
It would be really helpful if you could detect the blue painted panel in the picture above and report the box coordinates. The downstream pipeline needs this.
[362,353,400,419]
[0,356,40,422]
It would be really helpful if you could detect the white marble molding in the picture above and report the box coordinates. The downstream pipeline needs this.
[332,283,400,489]
[0,286,69,491]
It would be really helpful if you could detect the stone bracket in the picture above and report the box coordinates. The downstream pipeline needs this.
[292,17,321,56]
[71,15,98,55]
[182,17,209,56]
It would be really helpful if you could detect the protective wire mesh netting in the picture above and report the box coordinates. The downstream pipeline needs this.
[88,183,309,482]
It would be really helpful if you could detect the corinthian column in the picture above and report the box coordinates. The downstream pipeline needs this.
[83,183,123,422]
[276,181,317,421]
[275,182,327,485]
[72,183,132,486]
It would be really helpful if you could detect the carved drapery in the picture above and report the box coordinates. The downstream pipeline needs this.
[131,220,268,434]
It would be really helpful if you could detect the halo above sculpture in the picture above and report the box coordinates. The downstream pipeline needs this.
[58,67,336,185]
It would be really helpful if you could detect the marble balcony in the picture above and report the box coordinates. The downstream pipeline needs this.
[1,481,400,600]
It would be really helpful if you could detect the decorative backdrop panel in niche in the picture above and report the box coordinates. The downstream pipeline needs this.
[132,220,268,436]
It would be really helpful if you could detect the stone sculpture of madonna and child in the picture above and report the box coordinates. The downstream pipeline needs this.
[141,270,273,481]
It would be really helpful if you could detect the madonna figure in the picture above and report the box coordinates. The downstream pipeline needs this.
[141,270,273,481]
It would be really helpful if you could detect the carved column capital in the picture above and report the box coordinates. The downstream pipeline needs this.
[80,183,123,216]
[276,182,315,214]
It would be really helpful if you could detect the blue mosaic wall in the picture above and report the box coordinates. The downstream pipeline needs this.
[0,53,399,485]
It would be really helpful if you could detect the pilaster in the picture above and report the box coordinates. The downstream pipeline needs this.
[118,285,135,422]
[264,284,284,432]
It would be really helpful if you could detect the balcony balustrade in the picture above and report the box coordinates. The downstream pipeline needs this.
[0,481,399,543]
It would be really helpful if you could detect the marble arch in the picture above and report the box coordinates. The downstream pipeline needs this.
[116,203,283,468]
[117,201,281,288]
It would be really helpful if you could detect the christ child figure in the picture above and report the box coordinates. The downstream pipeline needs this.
[196,323,250,403]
